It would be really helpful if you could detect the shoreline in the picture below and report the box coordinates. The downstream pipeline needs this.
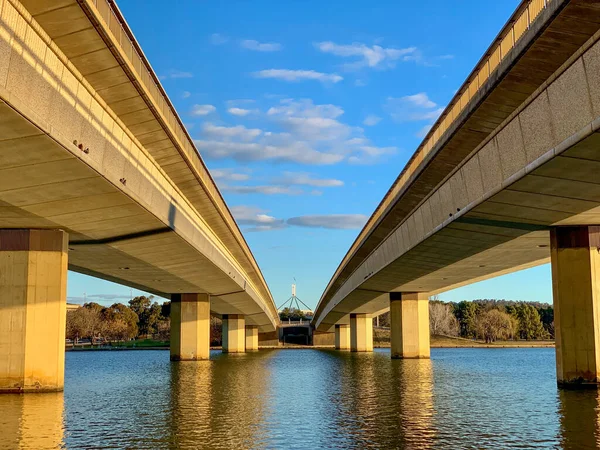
[66,341,555,351]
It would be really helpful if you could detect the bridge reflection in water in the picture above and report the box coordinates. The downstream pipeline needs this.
[1,350,600,448]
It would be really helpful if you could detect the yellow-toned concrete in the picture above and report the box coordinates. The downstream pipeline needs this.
[0,0,279,335]
[335,324,350,350]
[0,229,68,393]
[313,2,600,334]
[350,313,373,352]
[223,314,245,353]
[170,293,210,361]
[245,325,258,351]
[551,226,600,386]
[390,292,430,359]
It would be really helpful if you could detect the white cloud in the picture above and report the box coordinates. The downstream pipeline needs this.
[159,69,193,80]
[182,91,191,99]
[210,33,228,45]
[315,41,417,70]
[196,98,395,165]
[227,107,253,116]
[211,168,251,182]
[231,207,368,232]
[241,39,282,52]
[385,93,444,131]
[196,139,343,165]
[416,125,432,138]
[202,123,262,142]
[231,205,287,232]
[276,171,343,187]
[402,92,437,109]
[363,114,381,126]
[223,185,303,195]
[287,214,368,229]
[191,104,216,116]
[252,69,343,84]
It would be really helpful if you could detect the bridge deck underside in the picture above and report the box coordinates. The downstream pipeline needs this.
[317,121,600,331]
[315,1,600,331]
[0,100,275,330]
[315,0,600,328]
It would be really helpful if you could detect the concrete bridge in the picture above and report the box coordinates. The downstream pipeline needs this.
[0,0,279,392]
[312,0,600,387]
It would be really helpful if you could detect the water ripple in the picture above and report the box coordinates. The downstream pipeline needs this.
[0,348,599,449]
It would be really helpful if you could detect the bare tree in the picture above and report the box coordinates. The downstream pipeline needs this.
[429,302,459,336]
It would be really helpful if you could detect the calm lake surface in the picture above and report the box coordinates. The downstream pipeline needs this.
[1,348,599,449]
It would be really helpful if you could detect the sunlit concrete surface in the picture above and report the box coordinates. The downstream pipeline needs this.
[0,0,278,325]
[0,0,280,388]
[390,292,430,359]
[312,0,600,383]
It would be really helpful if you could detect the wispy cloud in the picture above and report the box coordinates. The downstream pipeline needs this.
[276,171,343,187]
[227,107,256,116]
[402,92,437,109]
[315,41,417,70]
[195,98,395,165]
[231,205,287,232]
[287,214,367,229]
[386,92,444,122]
[232,207,367,232]
[159,69,193,80]
[252,69,343,84]
[191,104,216,116]
[241,39,282,52]
[182,91,191,99]
[385,92,444,138]
[202,123,262,141]
[363,114,381,126]
[211,168,251,182]
[210,33,228,45]
[223,185,303,195]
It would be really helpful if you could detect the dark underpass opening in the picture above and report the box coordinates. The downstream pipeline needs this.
[281,326,311,345]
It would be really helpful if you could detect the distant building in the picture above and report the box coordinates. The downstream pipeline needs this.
[66,303,81,312]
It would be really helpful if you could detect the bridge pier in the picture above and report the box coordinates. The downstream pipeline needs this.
[551,226,600,387]
[245,325,258,351]
[335,324,351,350]
[350,314,373,352]
[390,292,430,359]
[170,293,210,361]
[223,315,246,353]
[0,229,68,393]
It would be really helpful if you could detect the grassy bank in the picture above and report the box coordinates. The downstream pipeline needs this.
[373,328,554,348]
[67,339,169,351]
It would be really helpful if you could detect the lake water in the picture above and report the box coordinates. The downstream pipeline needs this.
[0,348,598,449]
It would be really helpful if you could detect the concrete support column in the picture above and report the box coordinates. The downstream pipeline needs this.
[170,293,210,361]
[335,324,350,350]
[223,314,245,353]
[0,229,68,393]
[390,292,430,359]
[245,325,258,351]
[350,313,373,352]
[551,226,600,387]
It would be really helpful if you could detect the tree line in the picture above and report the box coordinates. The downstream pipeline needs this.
[377,298,553,343]
[67,295,226,346]
[66,296,170,344]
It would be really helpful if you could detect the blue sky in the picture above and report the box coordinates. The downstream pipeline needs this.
[68,0,554,309]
